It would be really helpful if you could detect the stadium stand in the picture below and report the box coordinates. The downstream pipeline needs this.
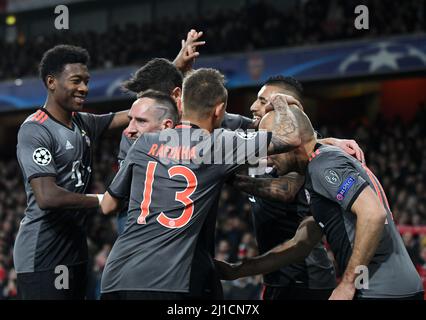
[0,0,424,81]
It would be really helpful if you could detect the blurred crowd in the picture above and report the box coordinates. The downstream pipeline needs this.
[0,105,425,299]
[1,0,425,81]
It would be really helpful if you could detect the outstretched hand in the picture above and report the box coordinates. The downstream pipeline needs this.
[173,29,206,74]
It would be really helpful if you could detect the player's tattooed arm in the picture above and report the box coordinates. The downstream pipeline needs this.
[173,29,205,75]
[232,172,304,202]
[108,110,130,130]
[330,186,386,300]
[215,216,323,280]
[267,94,302,155]
[30,177,100,210]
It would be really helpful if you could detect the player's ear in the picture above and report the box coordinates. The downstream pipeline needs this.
[214,102,226,118]
[175,96,183,115]
[171,87,181,97]
[46,75,56,91]
[162,119,174,129]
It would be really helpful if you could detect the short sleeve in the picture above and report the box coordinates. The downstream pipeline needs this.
[78,112,114,141]
[309,152,369,211]
[17,123,57,182]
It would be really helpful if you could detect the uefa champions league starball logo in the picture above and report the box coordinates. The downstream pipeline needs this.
[33,147,52,166]
[339,41,426,74]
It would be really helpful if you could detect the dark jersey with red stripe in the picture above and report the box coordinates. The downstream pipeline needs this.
[14,108,114,273]
[305,144,423,298]
[102,124,270,294]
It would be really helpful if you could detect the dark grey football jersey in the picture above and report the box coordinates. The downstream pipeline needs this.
[117,133,134,164]
[101,124,270,293]
[221,112,253,131]
[305,144,423,298]
[116,113,254,236]
[14,108,114,273]
[251,169,336,289]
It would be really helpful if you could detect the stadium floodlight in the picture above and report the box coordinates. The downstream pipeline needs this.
[6,15,16,26]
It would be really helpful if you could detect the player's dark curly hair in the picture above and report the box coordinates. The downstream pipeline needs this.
[122,58,183,95]
[39,44,90,87]
[264,75,304,100]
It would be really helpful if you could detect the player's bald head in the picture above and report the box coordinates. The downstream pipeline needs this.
[260,107,315,143]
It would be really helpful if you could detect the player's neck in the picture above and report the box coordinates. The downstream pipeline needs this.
[296,139,318,171]
[180,115,214,133]
[305,138,318,156]
[44,96,73,129]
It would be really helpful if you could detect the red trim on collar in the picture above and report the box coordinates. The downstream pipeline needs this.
[308,149,321,162]
[175,124,192,129]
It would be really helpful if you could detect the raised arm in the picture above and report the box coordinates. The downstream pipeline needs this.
[215,216,323,280]
[329,186,386,300]
[266,94,302,155]
[30,176,100,210]
[173,29,205,75]
[232,172,304,202]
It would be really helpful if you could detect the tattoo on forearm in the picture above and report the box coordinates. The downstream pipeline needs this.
[233,174,302,202]
[270,96,300,154]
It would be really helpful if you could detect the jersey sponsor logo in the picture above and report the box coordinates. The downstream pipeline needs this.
[65,140,74,150]
[336,176,356,201]
[33,147,52,166]
[324,169,341,186]
[235,130,258,140]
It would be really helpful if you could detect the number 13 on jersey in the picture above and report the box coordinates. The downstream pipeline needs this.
[138,161,198,229]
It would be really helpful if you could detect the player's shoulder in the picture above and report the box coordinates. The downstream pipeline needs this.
[130,133,154,154]
[22,109,49,126]
[222,112,253,131]
[118,133,135,159]
[19,109,53,136]
[71,111,91,127]
[308,144,352,173]
[119,132,134,148]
